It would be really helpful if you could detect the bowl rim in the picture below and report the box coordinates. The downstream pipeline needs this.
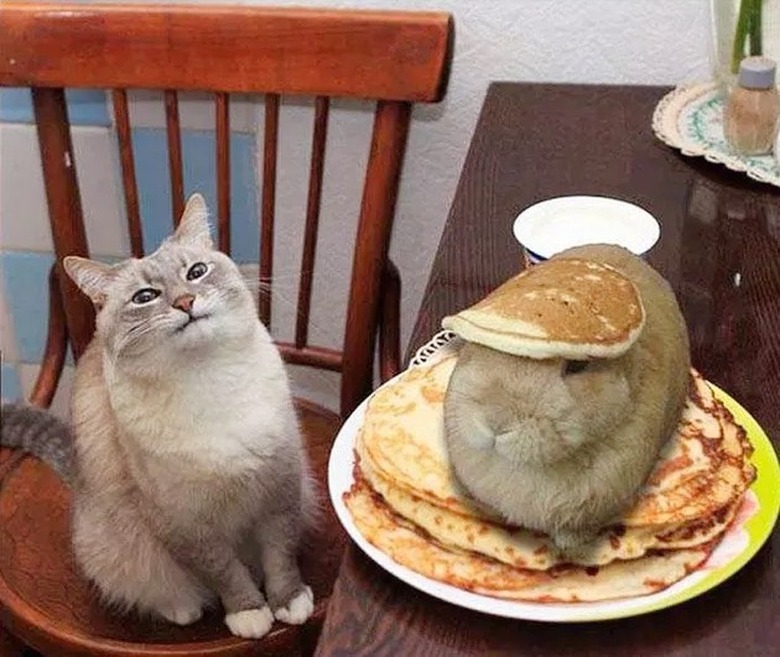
[512,195,661,259]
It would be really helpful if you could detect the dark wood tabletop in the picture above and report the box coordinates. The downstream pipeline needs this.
[315,82,780,656]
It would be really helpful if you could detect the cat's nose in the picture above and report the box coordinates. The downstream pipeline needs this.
[172,294,195,313]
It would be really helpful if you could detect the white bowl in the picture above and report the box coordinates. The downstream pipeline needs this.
[512,196,660,263]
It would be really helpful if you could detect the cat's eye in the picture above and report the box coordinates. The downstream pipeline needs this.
[186,262,209,281]
[131,288,161,305]
[564,360,589,375]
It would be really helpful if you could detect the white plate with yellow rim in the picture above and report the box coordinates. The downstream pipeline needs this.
[327,335,779,622]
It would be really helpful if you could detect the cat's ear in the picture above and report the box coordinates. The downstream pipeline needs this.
[173,193,214,249]
[63,256,117,306]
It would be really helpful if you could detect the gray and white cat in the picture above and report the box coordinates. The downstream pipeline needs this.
[0,193,314,639]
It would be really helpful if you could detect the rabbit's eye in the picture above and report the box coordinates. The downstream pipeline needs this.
[564,360,589,375]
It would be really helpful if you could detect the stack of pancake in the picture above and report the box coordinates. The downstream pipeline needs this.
[344,258,755,603]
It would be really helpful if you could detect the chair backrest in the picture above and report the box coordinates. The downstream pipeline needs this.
[0,2,453,417]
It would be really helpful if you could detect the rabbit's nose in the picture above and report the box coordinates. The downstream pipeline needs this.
[173,294,195,313]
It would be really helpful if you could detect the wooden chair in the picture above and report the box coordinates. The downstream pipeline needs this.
[0,3,453,656]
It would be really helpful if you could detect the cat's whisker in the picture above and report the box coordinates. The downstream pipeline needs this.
[255,286,341,344]
[238,265,306,286]
[234,281,344,400]
[235,267,341,345]
[116,315,179,355]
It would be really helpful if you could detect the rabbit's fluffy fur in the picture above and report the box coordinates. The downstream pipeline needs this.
[443,244,690,554]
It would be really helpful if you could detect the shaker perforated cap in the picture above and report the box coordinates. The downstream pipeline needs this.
[738,56,777,89]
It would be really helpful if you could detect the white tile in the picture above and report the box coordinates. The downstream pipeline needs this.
[72,126,129,258]
[0,124,128,258]
[49,365,75,420]
[0,283,19,362]
[287,364,339,414]
[0,124,53,252]
[18,362,74,420]
[18,363,40,402]
[121,90,258,133]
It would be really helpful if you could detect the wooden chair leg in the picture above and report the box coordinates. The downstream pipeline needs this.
[378,259,401,383]
[0,622,36,656]
[29,265,68,410]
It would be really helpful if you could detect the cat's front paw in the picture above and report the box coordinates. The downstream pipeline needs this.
[273,585,313,625]
[225,607,274,639]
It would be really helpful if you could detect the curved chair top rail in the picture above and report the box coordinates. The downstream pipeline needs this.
[0,2,453,101]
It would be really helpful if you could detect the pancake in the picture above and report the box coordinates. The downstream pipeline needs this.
[622,375,755,526]
[345,477,716,603]
[357,356,482,518]
[442,258,645,360]
[359,356,754,532]
[357,438,742,569]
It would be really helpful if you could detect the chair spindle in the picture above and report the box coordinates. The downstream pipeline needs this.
[259,93,280,327]
[30,87,95,360]
[295,96,330,349]
[340,100,412,416]
[164,90,185,225]
[215,92,231,253]
[111,89,144,257]
[29,265,68,408]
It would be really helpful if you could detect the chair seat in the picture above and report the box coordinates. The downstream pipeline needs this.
[0,399,345,657]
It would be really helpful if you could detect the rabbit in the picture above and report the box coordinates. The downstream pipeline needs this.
[443,244,690,556]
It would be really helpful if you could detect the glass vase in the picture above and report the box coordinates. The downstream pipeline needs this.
[711,0,780,89]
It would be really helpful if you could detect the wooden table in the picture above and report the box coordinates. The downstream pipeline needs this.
[315,82,780,656]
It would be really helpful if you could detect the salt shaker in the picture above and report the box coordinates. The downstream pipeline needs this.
[724,56,779,156]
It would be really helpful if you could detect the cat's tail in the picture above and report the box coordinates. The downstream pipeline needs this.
[0,403,72,482]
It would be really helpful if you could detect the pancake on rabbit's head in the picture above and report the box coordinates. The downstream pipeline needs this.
[442,258,645,360]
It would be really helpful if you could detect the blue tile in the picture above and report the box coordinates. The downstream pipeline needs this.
[0,88,110,126]
[132,128,259,262]
[132,129,172,252]
[67,89,111,126]
[229,133,260,264]
[1,363,22,402]
[0,251,54,363]
[0,88,34,123]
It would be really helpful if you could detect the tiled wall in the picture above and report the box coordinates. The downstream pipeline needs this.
[0,89,358,415]
[2,90,110,415]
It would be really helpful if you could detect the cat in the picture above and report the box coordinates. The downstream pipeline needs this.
[0,193,315,640]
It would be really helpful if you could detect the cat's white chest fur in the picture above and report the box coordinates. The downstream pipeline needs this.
[107,332,295,469]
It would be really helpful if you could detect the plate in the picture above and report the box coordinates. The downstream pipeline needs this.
[652,81,780,188]
[512,196,660,263]
[327,343,780,622]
